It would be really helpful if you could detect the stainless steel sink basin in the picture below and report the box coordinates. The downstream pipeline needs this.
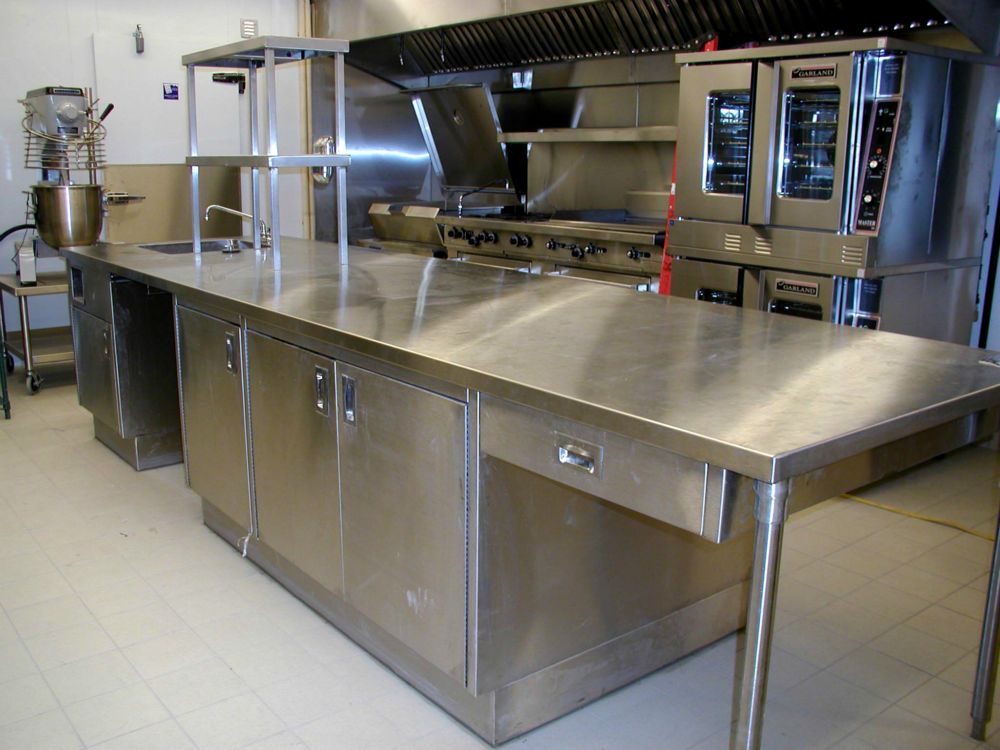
[138,238,255,255]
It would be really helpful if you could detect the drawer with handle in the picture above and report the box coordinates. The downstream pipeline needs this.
[479,395,751,540]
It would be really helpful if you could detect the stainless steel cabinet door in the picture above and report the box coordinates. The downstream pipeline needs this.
[336,362,468,681]
[71,307,117,429]
[247,331,343,595]
[176,306,251,534]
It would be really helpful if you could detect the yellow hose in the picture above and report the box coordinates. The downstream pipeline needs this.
[839,492,995,542]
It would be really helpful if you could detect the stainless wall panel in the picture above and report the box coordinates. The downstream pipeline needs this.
[312,62,436,241]
[527,141,673,212]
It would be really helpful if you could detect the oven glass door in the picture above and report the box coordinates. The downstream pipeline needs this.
[675,62,754,224]
[763,56,855,232]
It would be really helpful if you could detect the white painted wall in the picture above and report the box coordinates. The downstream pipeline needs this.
[0,0,303,337]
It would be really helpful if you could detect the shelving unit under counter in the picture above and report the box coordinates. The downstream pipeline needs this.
[183,36,352,265]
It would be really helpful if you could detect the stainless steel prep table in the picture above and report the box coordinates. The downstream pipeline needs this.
[63,239,1000,749]
[0,272,74,395]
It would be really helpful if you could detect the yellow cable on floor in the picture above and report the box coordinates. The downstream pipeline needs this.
[839,492,996,543]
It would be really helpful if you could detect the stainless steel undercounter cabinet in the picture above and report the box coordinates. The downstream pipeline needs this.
[68,263,181,469]
[176,304,251,541]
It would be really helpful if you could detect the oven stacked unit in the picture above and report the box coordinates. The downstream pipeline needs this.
[439,215,664,291]
[669,37,1000,343]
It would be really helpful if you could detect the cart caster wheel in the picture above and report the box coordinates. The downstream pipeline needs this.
[26,374,40,395]
[4,353,12,375]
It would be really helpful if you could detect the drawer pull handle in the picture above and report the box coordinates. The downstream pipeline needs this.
[225,332,237,374]
[558,443,597,474]
[342,374,356,425]
[314,366,330,416]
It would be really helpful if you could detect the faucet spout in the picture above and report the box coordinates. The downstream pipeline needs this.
[204,204,272,248]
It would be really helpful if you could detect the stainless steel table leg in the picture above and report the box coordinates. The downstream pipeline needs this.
[19,296,35,393]
[732,479,789,750]
[971,508,1000,740]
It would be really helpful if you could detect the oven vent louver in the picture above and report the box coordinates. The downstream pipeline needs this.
[841,246,865,266]
[723,233,742,253]
[348,0,947,77]
[753,236,773,255]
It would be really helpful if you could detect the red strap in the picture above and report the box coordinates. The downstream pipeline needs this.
[658,154,678,295]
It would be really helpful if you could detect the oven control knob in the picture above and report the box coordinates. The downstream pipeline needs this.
[571,246,584,259]
[485,232,497,244]
[509,236,519,246]
[522,235,532,248]
[545,239,557,250]
[468,236,481,247]
[447,228,457,238]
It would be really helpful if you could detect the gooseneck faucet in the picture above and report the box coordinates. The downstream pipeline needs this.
[204,204,272,248]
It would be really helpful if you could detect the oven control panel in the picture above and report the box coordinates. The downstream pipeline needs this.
[854,99,900,234]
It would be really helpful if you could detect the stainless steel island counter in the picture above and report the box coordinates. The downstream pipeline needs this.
[64,239,1000,749]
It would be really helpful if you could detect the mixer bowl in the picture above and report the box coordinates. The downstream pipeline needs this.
[32,184,103,248]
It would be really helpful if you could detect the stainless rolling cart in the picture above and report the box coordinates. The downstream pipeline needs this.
[0,272,74,394]
[182,36,352,267]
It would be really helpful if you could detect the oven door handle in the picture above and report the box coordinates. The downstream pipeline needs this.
[747,61,778,227]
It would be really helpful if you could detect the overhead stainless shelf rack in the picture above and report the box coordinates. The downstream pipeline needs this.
[498,126,678,144]
[182,36,351,265]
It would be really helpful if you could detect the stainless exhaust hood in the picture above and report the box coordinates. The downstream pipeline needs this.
[318,0,950,77]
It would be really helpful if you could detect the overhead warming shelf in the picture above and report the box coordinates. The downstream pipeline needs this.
[187,154,352,169]
[181,36,349,68]
[498,126,678,144]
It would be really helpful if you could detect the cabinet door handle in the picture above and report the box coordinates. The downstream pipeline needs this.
[225,332,237,374]
[314,366,330,416]
[342,374,356,425]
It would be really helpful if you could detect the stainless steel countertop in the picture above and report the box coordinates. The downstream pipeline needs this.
[65,239,1000,483]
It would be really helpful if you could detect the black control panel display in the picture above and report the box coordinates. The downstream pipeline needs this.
[855,99,899,233]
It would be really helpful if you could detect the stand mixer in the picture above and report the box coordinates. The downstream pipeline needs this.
[16,86,112,284]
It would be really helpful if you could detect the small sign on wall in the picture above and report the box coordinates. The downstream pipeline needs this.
[162,83,179,101]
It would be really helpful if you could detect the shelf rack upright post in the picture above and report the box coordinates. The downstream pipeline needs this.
[182,36,352,267]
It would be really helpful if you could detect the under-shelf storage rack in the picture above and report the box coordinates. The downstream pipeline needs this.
[183,36,351,265]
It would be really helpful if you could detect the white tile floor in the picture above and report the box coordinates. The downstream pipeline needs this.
[2,375,1000,749]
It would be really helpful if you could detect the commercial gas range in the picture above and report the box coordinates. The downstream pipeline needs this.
[424,208,666,290]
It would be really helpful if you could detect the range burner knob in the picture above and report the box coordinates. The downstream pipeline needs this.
[571,246,584,259]
[509,236,519,246]
[584,243,596,254]
[545,239,557,250]
[468,236,481,247]
[447,228,458,238]
[484,231,497,244]
[522,235,532,248]
[627,248,639,260]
